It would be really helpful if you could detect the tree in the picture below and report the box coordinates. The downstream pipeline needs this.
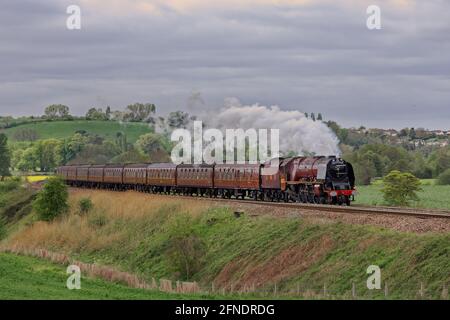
[86,108,107,120]
[105,106,112,120]
[310,113,316,121]
[136,133,170,162]
[0,133,11,180]
[136,133,165,155]
[428,147,450,177]
[15,147,38,172]
[44,104,70,119]
[33,177,68,221]
[115,132,129,153]
[124,103,156,123]
[398,128,409,137]
[409,127,416,140]
[437,168,450,185]
[110,148,149,164]
[167,111,192,129]
[381,171,422,206]
[35,139,63,172]
[317,113,323,121]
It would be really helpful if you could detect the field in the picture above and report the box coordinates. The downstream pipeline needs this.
[0,253,205,300]
[355,179,450,210]
[3,120,152,143]
[3,188,449,299]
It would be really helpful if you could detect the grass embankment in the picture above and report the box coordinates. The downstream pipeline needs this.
[4,120,152,143]
[4,189,449,299]
[0,253,203,300]
[0,181,217,299]
[0,180,36,236]
[355,179,450,210]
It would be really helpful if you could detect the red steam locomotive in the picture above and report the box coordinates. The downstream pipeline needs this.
[57,156,356,205]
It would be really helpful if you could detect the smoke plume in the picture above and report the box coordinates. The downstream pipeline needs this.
[203,99,341,156]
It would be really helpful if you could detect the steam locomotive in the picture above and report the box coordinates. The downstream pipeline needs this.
[57,156,356,205]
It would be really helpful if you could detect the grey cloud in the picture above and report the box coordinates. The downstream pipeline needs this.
[0,0,449,129]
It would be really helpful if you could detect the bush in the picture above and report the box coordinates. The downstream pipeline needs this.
[88,213,108,228]
[0,179,20,193]
[78,198,93,214]
[437,169,450,185]
[33,177,68,221]
[381,170,422,206]
[166,214,206,280]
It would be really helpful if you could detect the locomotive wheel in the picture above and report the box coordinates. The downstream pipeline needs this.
[344,196,351,206]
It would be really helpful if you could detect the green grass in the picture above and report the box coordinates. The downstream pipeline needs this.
[0,253,206,300]
[15,201,447,299]
[354,182,450,210]
[4,120,152,143]
[3,187,450,300]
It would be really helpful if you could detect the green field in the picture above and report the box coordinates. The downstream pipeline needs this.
[355,180,450,210]
[4,120,152,143]
[0,253,206,300]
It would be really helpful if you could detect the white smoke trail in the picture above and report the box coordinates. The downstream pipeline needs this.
[204,99,341,156]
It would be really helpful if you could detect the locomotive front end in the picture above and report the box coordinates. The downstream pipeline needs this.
[325,157,356,205]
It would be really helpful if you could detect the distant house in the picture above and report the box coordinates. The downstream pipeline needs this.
[385,129,398,137]
[432,130,445,136]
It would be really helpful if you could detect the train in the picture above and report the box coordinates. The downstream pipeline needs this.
[57,156,356,205]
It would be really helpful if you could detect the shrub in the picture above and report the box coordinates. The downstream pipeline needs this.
[0,179,20,193]
[437,169,450,185]
[33,177,68,221]
[166,214,206,280]
[88,213,108,228]
[381,170,422,206]
[78,198,93,214]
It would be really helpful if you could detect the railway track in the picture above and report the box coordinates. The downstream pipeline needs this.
[70,186,450,220]
[169,195,450,219]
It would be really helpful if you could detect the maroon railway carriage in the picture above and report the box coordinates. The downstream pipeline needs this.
[56,166,79,185]
[103,164,124,189]
[75,165,91,186]
[176,164,214,195]
[147,163,177,191]
[56,166,69,180]
[67,166,77,182]
[214,163,261,199]
[88,165,105,186]
[123,164,148,188]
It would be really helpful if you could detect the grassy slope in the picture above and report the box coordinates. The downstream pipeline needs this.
[4,120,152,143]
[0,253,201,300]
[355,180,450,210]
[6,190,449,299]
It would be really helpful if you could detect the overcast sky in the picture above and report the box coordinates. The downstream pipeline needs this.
[1,0,449,129]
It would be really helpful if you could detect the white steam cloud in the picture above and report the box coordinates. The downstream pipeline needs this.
[203,99,341,156]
